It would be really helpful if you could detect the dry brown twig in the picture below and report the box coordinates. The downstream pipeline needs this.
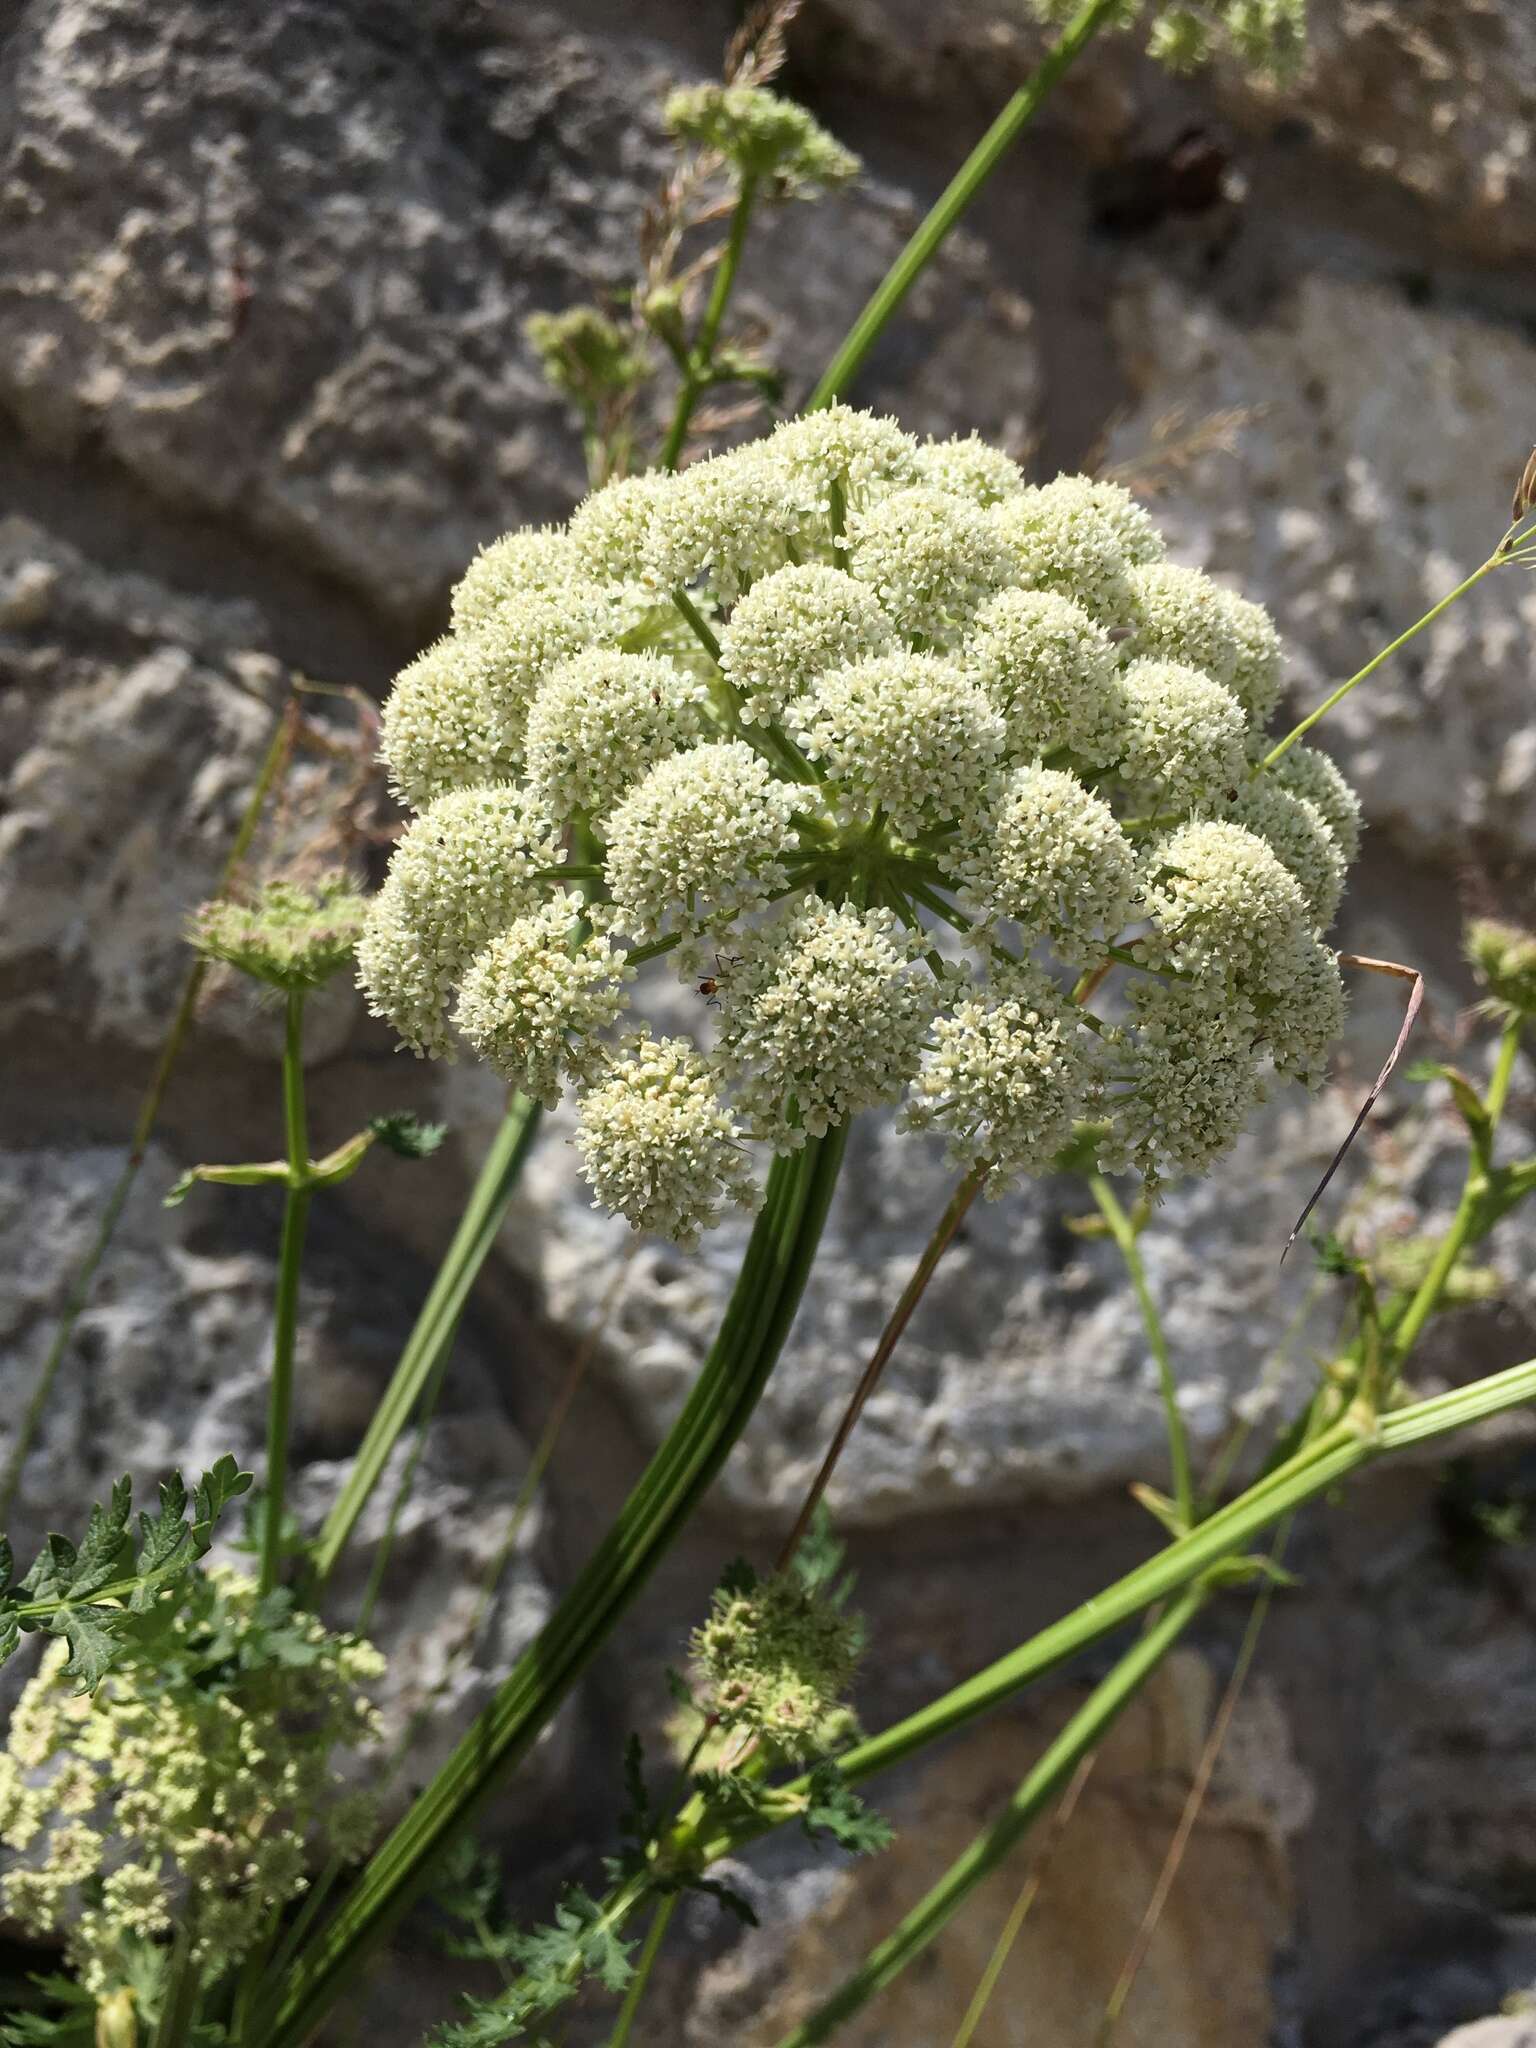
[1285,953,1426,1258]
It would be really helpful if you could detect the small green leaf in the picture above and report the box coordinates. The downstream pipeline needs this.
[191,1455,253,1553]
[369,1113,448,1160]
[49,1602,131,1693]
[802,1762,894,1857]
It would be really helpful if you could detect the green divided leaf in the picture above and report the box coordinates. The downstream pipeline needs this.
[1,1458,253,1692]
[802,1762,895,1858]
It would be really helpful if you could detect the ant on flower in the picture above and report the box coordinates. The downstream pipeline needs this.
[695,953,740,1007]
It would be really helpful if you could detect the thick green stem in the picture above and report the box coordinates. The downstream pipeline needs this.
[260,991,312,1598]
[1262,556,1501,771]
[806,0,1119,411]
[826,1361,1536,1795]
[770,1590,1205,2047]
[262,1128,848,2047]
[660,173,758,470]
[152,1925,202,2048]
[0,696,298,1524]
[606,1891,678,2048]
[1089,1175,1194,1530]
[310,1094,543,1585]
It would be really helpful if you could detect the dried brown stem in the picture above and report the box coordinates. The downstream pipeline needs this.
[776,1161,987,1571]
[1284,953,1425,1258]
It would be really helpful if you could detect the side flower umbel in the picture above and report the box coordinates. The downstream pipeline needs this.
[357,407,1361,1241]
[0,1570,383,2001]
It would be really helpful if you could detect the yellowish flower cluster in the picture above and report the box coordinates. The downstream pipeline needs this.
[0,1571,383,1998]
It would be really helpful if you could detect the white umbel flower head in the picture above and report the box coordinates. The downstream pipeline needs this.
[1139,818,1308,987]
[961,765,1137,963]
[790,651,1006,836]
[847,486,1016,641]
[523,648,707,819]
[992,477,1164,624]
[914,432,1028,506]
[764,404,920,524]
[604,741,800,938]
[1124,562,1235,681]
[649,445,798,602]
[967,588,1127,766]
[1122,562,1284,730]
[356,786,561,1056]
[456,893,631,1105]
[568,471,673,588]
[1257,931,1347,1085]
[575,1035,758,1245]
[1227,779,1347,930]
[1215,590,1284,725]
[450,527,584,631]
[377,634,520,809]
[720,899,933,1141]
[1268,743,1363,864]
[1116,658,1247,810]
[1103,977,1267,1180]
[380,590,610,807]
[720,564,892,726]
[904,958,1091,1178]
[364,405,1357,1220]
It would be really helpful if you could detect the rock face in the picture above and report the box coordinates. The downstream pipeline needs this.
[3,0,1536,2041]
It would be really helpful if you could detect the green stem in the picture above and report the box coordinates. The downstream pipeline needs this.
[0,695,298,1525]
[260,991,312,1598]
[152,1926,201,2048]
[310,1094,543,1586]
[828,1362,1536,1795]
[770,1589,1205,2047]
[600,1356,1536,1979]
[1262,555,1502,772]
[1089,1176,1194,1530]
[262,1128,848,2047]
[1385,1019,1523,1370]
[659,173,758,470]
[354,1328,453,1634]
[805,0,1119,411]
[606,1891,679,2048]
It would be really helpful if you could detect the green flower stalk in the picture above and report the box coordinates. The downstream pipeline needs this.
[186,874,374,1597]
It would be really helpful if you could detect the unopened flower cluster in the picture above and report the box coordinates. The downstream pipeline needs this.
[0,1571,383,1997]
[691,1571,863,1761]
[192,872,370,992]
[359,404,1360,1243]
[1023,0,1306,74]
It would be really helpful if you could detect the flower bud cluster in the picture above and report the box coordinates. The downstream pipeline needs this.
[360,405,1359,1236]
[0,1571,383,1999]
[1024,0,1306,77]
[691,1571,863,1760]
[191,873,369,992]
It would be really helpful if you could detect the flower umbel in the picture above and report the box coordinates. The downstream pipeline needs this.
[191,873,368,993]
[0,1571,382,2001]
[358,408,1358,1235]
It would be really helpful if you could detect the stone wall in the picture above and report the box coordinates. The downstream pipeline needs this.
[3,3,1536,2042]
